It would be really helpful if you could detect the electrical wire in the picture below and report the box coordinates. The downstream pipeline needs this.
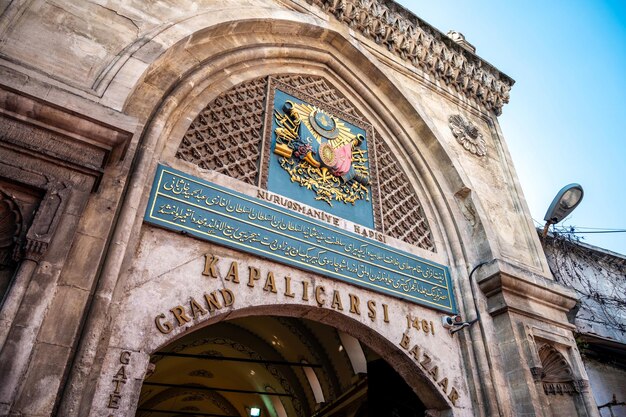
[556,230,626,234]
[532,218,626,234]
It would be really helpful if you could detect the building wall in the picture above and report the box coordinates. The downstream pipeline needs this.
[585,358,626,417]
[543,235,626,417]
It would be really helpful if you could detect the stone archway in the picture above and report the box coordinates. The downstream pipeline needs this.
[136,313,431,417]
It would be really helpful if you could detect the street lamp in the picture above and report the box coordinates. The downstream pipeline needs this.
[249,407,261,417]
[542,183,584,237]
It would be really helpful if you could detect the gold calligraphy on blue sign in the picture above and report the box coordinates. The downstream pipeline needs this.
[145,165,457,313]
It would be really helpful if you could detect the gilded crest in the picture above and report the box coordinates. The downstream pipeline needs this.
[273,100,370,206]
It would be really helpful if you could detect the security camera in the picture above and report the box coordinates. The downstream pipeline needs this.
[441,315,479,335]
[442,315,462,329]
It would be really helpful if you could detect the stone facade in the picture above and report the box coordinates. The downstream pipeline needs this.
[0,1,601,416]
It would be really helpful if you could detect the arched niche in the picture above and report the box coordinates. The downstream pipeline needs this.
[537,343,587,417]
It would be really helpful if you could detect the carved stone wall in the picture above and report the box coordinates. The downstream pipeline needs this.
[176,74,434,251]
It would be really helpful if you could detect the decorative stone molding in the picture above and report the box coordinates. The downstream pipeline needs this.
[22,183,70,262]
[176,77,268,185]
[476,259,578,323]
[572,379,589,393]
[308,0,514,115]
[530,366,543,382]
[137,388,239,416]
[538,344,577,395]
[149,335,306,417]
[0,86,133,186]
[276,317,341,398]
[188,369,214,379]
[181,406,200,412]
[0,180,69,264]
[542,381,579,396]
[182,394,204,402]
[143,363,156,380]
[449,114,487,157]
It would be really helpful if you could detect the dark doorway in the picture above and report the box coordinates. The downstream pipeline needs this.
[367,359,426,417]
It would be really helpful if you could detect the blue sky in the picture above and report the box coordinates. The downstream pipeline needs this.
[397,1,626,255]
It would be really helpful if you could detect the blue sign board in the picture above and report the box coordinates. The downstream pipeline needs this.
[145,165,457,313]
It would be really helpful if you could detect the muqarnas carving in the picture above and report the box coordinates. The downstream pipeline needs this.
[308,0,513,115]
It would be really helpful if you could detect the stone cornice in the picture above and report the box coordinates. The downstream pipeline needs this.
[308,0,515,115]
[0,84,135,191]
[0,85,133,156]
[476,259,578,328]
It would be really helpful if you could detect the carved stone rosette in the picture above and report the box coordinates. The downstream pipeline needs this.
[448,114,487,157]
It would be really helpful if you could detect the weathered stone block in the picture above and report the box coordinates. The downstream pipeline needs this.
[37,285,90,347]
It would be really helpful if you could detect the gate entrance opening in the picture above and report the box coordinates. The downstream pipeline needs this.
[136,315,426,417]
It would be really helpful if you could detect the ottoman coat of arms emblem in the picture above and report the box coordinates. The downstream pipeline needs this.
[273,99,370,206]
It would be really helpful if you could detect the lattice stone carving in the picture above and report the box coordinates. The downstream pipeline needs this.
[375,130,434,251]
[176,77,268,185]
[273,75,360,118]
